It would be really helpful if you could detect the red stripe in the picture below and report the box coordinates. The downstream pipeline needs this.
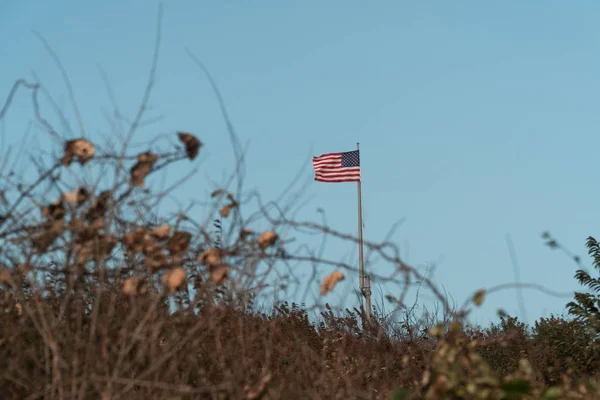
[315,176,360,183]
[315,174,360,179]
[313,162,341,169]
[315,168,360,176]
[313,152,342,160]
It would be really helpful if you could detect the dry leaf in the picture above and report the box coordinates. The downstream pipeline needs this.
[211,189,225,198]
[144,250,170,272]
[163,268,186,291]
[75,235,118,264]
[472,289,486,307]
[209,264,229,285]
[258,231,278,250]
[62,187,89,205]
[198,248,222,266]
[130,152,158,187]
[86,191,111,221]
[71,217,104,243]
[14,303,23,317]
[320,271,345,296]
[41,200,66,220]
[123,229,150,255]
[166,231,192,254]
[61,138,96,166]
[239,227,254,240]
[177,132,202,160]
[122,276,142,296]
[32,219,66,252]
[0,268,13,286]
[151,224,170,240]
[219,204,232,217]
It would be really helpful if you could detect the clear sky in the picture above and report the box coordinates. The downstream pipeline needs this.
[2,1,599,327]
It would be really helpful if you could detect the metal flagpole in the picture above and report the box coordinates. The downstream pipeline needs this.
[356,142,371,321]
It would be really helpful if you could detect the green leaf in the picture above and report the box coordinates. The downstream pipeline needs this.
[501,380,531,397]
[541,386,563,399]
[389,387,409,400]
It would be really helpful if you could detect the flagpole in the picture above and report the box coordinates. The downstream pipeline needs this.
[356,142,371,321]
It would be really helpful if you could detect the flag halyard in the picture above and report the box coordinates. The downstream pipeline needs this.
[312,150,361,183]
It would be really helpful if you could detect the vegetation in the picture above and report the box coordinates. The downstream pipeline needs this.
[1,16,600,399]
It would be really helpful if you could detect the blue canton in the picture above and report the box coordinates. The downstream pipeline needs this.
[341,150,360,167]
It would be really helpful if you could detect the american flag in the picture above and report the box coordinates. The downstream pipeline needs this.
[312,150,361,183]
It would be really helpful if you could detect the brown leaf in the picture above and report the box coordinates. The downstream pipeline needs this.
[122,276,143,296]
[258,231,278,250]
[123,229,150,255]
[209,264,229,285]
[74,235,118,264]
[472,289,486,307]
[210,189,225,198]
[219,204,233,217]
[62,187,89,205]
[130,152,158,188]
[320,271,345,296]
[61,138,96,166]
[0,268,13,287]
[151,224,171,240]
[166,231,192,254]
[85,191,111,221]
[32,219,66,252]
[197,248,222,266]
[177,132,202,160]
[163,267,187,291]
[239,227,254,240]
[41,200,66,220]
[144,250,170,272]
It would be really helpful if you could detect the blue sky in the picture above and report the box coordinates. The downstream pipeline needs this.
[1,1,600,326]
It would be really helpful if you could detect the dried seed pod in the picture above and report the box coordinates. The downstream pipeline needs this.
[209,264,229,285]
[61,138,96,166]
[130,152,158,188]
[177,132,202,160]
[258,231,278,250]
[320,271,345,296]
[165,231,192,254]
[151,224,170,240]
[163,267,186,291]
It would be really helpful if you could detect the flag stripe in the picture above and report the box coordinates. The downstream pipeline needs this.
[312,150,361,183]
